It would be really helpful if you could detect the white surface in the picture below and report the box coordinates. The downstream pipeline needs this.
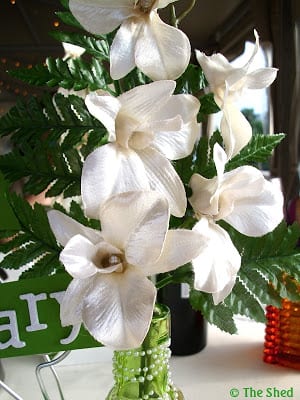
[0,319,299,400]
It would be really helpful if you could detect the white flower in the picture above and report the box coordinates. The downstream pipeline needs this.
[189,144,284,304]
[82,80,200,218]
[48,191,202,350]
[69,0,191,80]
[196,30,278,158]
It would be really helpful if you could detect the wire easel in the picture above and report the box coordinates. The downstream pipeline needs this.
[0,351,71,400]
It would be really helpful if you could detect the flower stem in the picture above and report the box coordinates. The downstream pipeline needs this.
[171,0,197,28]
[156,274,174,290]
[113,79,123,95]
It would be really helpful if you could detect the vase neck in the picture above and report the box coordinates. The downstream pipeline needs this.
[107,304,183,399]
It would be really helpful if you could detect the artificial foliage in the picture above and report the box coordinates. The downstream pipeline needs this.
[0,0,299,336]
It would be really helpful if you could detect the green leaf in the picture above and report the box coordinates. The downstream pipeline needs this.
[9,57,113,93]
[20,253,65,280]
[226,133,285,171]
[175,64,207,95]
[0,93,106,148]
[224,277,266,322]
[0,193,62,278]
[49,31,110,60]
[192,130,223,178]
[189,289,237,334]
[118,68,152,92]
[198,93,220,121]
[228,222,300,302]
[238,268,282,307]
[0,144,82,198]
[53,200,100,230]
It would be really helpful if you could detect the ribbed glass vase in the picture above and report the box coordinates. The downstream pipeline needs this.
[264,299,300,370]
[106,303,184,400]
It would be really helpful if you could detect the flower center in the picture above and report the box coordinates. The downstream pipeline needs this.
[134,0,156,13]
[102,254,123,268]
[93,250,124,272]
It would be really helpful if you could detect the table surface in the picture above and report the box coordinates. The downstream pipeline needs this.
[0,318,299,400]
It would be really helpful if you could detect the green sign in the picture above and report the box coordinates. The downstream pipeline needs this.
[0,273,102,358]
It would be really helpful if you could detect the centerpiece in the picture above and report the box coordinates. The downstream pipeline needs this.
[1,0,300,397]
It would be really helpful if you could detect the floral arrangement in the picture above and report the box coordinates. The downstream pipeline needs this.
[1,0,300,351]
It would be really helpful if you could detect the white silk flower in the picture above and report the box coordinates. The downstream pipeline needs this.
[189,143,284,304]
[48,190,202,350]
[196,30,278,158]
[81,80,200,218]
[69,0,191,81]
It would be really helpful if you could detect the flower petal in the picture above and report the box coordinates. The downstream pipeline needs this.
[135,12,190,80]
[192,218,241,304]
[85,92,121,140]
[244,68,278,89]
[189,173,220,216]
[100,191,169,265]
[223,171,284,236]
[212,278,237,305]
[69,0,135,35]
[60,234,98,279]
[221,102,252,158]
[144,229,202,275]
[151,93,199,124]
[82,266,156,349]
[60,277,93,326]
[81,144,149,218]
[150,94,200,160]
[195,50,234,90]
[47,209,103,246]
[138,147,187,217]
[110,18,141,80]
[118,80,176,123]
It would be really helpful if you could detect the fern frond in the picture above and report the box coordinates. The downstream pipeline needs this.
[226,133,285,171]
[189,289,237,334]
[175,64,207,95]
[50,31,110,60]
[53,200,100,230]
[229,222,300,302]
[8,57,113,93]
[0,194,62,278]
[224,277,266,322]
[0,143,82,198]
[0,93,107,149]
[238,268,282,308]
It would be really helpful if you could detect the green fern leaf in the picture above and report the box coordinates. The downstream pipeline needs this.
[224,277,266,322]
[0,93,106,149]
[0,144,82,198]
[8,64,51,87]
[53,200,100,230]
[189,289,237,334]
[198,93,220,122]
[175,64,207,95]
[50,31,110,61]
[228,222,300,302]
[0,194,61,278]
[238,268,282,307]
[226,133,285,171]
[20,253,65,280]
[192,130,223,178]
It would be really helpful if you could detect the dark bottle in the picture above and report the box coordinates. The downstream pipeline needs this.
[158,283,207,355]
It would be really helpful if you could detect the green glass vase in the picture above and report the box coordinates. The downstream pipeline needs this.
[106,303,184,400]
